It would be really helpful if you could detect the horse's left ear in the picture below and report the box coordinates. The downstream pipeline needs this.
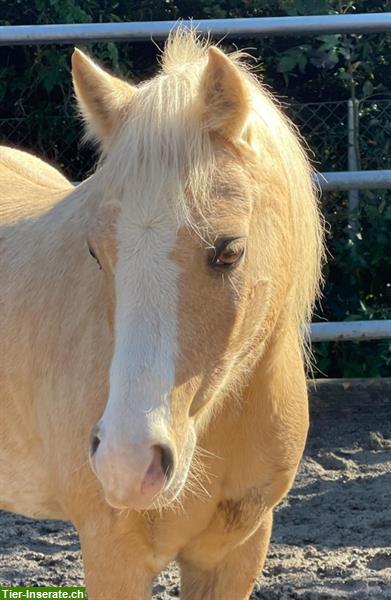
[71,48,136,144]
[200,47,251,140]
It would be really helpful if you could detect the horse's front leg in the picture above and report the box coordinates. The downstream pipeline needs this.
[78,514,156,600]
[179,511,273,600]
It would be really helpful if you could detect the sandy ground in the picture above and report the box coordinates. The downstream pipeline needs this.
[1,390,390,599]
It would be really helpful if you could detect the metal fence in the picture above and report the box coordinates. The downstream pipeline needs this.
[0,14,390,342]
[1,13,391,44]
[291,99,391,172]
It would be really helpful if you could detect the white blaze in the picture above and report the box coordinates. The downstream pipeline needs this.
[100,195,179,449]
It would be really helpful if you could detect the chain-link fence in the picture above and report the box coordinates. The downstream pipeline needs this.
[356,99,391,171]
[0,114,97,180]
[289,98,391,173]
[0,99,390,180]
[289,100,348,172]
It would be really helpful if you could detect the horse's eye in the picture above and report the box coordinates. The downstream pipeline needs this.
[87,242,102,270]
[209,237,246,271]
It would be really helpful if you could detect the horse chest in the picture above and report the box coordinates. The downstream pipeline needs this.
[145,481,267,569]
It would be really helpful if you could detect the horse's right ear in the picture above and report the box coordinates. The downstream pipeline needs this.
[71,48,135,145]
[199,47,251,140]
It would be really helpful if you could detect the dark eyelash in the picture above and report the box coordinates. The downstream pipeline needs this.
[87,243,102,270]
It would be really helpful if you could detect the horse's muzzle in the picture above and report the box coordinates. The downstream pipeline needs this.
[89,426,175,510]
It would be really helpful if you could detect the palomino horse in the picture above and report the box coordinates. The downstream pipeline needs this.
[0,31,323,598]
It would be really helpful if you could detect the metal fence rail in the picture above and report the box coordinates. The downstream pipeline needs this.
[1,13,391,45]
[69,172,391,189]
[317,170,391,191]
[310,321,391,342]
[1,14,390,342]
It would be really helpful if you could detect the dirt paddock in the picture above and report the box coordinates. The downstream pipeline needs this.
[1,380,390,599]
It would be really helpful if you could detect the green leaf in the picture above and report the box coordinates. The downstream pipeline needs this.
[277,54,298,73]
[362,80,374,98]
[106,42,119,69]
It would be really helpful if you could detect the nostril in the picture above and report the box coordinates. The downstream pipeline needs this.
[142,445,175,495]
[160,445,174,483]
[90,426,101,456]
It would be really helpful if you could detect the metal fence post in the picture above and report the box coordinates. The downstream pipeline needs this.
[347,98,360,240]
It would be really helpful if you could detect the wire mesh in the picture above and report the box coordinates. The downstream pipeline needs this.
[1,99,390,180]
[0,115,97,180]
[357,99,391,171]
[288,100,348,172]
